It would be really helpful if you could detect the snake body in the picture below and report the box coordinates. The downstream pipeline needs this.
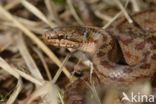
[43,9,156,85]
[43,8,156,103]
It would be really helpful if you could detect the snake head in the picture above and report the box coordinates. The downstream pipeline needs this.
[42,27,81,48]
[42,26,100,54]
[43,31,80,48]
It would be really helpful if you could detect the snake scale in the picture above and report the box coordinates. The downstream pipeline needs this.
[43,8,156,103]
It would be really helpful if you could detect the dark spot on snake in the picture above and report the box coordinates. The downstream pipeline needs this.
[100,44,109,49]
[151,54,156,60]
[102,35,108,41]
[135,42,145,50]
[140,63,151,69]
[151,45,156,50]
[135,76,149,80]
[100,60,114,68]
[124,51,132,59]
[144,19,156,24]
[123,68,133,73]
[116,78,126,82]
[97,51,105,57]
[119,35,133,45]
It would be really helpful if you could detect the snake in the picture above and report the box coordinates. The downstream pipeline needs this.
[43,8,156,103]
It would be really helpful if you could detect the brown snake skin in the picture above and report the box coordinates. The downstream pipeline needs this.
[43,8,156,103]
